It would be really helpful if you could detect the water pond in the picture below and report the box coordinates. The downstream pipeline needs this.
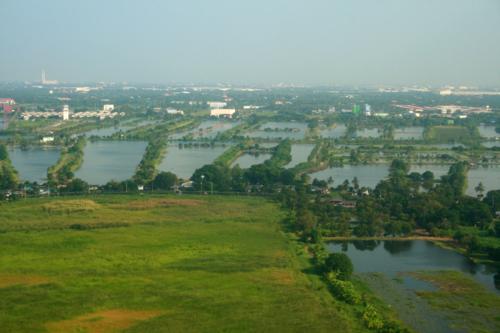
[170,120,239,140]
[310,164,500,195]
[394,127,424,140]
[411,164,500,196]
[75,141,147,184]
[327,240,499,333]
[355,128,381,138]
[8,147,61,183]
[247,122,307,140]
[286,144,315,168]
[231,153,272,169]
[478,125,499,139]
[320,124,346,139]
[158,144,229,179]
[327,240,498,292]
[310,164,389,188]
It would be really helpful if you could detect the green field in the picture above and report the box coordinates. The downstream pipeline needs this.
[424,125,476,142]
[0,195,367,332]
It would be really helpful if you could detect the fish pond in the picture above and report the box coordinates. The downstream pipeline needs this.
[75,141,147,184]
[247,122,307,140]
[8,147,61,183]
[158,143,230,179]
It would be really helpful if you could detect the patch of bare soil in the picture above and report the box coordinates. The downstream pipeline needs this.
[0,274,52,288]
[122,198,204,209]
[46,309,162,333]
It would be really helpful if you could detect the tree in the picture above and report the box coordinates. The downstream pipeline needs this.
[0,144,8,160]
[484,190,500,213]
[475,182,485,198]
[295,209,317,241]
[323,252,353,280]
[153,171,177,190]
[64,178,89,193]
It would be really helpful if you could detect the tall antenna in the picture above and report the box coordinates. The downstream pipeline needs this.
[41,69,46,83]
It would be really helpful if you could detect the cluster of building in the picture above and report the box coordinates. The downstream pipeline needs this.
[153,107,184,115]
[208,101,236,118]
[395,104,492,118]
[22,104,124,121]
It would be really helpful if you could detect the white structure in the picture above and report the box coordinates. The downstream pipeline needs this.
[103,104,115,112]
[41,69,58,85]
[75,87,91,93]
[365,104,372,116]
[210,108,236,118]
[243,105,260,110]
[62,105,70,120]
[207,101,227,108]
[166,108,184,115]
[40,136,55,143]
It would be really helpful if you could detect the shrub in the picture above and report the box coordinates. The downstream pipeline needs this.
[323,252,353,280]
[326,273,361,304]
[362,304,384,330]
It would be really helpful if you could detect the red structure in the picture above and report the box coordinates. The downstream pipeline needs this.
[0,98,16,113]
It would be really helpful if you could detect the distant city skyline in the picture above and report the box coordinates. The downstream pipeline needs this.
[1,0,500,87]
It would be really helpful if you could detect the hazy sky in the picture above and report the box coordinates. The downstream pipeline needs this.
[1,0,500,86]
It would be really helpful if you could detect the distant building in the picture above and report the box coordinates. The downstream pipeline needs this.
[365,104,372,116]
[210,108,236,118]
[62,105,70,120]
[75,87,91,93]
[352,105,361,114]
[166,108,184,115]
[207,101,227,108]
[0,98,16,105]
[243,105,261,110]
[41,69,58,85]
[374,112,389,117]
[103,104,115,112]
[40,136,55,143]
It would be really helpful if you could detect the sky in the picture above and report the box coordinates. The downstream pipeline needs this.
[1,0,500,87]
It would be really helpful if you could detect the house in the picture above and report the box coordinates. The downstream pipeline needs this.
[329,199,356,208]
[40,136,55,143]
[207,101,227,108]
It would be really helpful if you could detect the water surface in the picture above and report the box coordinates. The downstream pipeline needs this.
[320,124,346,138]
[394,127,424,140]
[478,125,499,139]
[75,141,147,184]
[327,240,499,292]
[231,153,272,168]
[247,122,307,140]
[8,147,61,183]
[171,120,238,140]
[158,144,229,179]
[310,164,389,188]
[286,144,315,168]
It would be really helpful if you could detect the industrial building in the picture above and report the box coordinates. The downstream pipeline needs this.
[210,108,236,118]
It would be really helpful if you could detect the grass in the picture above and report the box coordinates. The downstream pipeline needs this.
[0,194,368,332]
[412,271,500,333]
[424,125,477,143]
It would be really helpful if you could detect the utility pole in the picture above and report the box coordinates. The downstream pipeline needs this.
[201,175,205,194]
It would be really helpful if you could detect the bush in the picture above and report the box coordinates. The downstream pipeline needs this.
[326,273,361,304]
[323,252,353,280]
[362,304,384,330]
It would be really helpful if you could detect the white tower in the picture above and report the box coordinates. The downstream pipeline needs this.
[41,69,46,84]
[62,105,70,121]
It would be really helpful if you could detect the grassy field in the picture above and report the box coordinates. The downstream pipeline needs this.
[0,195,367,332]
